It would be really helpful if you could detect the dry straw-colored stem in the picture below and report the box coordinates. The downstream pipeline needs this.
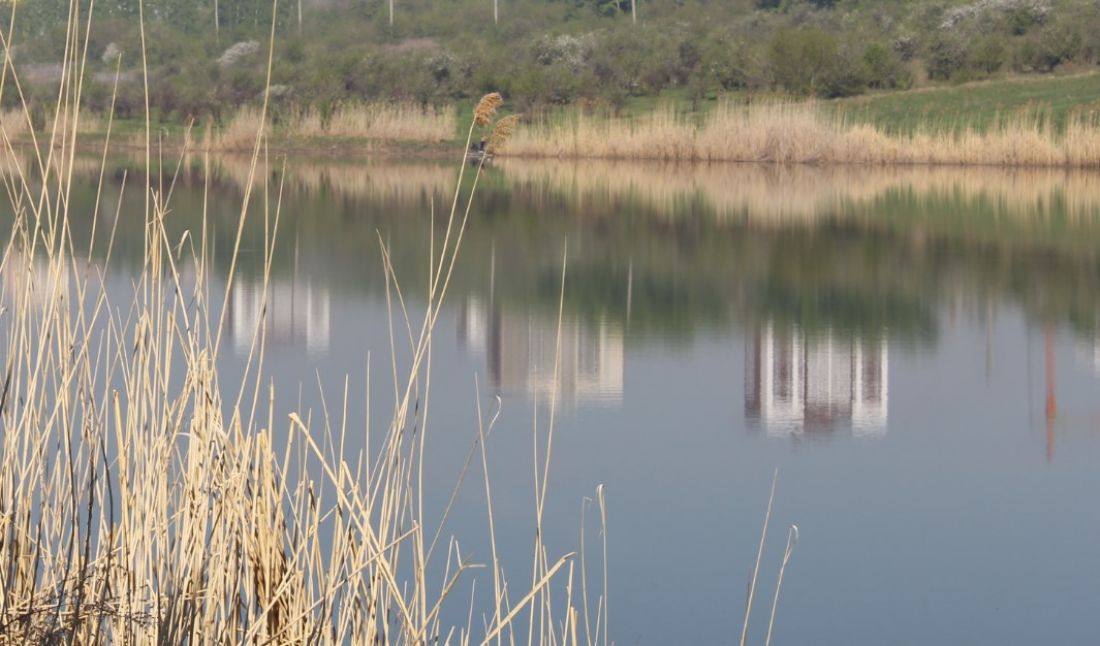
[0,3,592,642]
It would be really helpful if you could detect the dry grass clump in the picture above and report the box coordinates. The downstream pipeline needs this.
[504,101,1100,168]
[0,106,104,142]
[299,102,456,141]
[204,106,267,151]
[0,107,29,139]
[0,6,603,642]
[207,102,456,150]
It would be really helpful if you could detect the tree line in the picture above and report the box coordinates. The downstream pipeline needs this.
[4,0,1100,121]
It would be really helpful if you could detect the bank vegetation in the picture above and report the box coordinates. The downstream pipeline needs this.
[501,101,1100,167]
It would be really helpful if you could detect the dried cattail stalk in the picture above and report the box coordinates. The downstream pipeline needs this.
[487,114,521,153]
[474,92,503,127]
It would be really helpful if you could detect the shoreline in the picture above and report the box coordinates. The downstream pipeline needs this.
[15,113,1100,171]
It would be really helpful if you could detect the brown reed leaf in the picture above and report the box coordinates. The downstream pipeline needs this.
[474,92,503,127]
[487,114,521,153]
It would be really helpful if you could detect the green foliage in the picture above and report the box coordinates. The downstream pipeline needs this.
[768,27,863,97]
[969,36,1006,76]
[1012,25,1080,74]
[5,0,1100,123]
[861,42,911,90]
[925,32,968,81]
[837,72,1100,136]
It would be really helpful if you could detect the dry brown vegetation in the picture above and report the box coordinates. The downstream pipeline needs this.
[205,102,456,151]
[503,102,1100,168]
[0,5,606,643]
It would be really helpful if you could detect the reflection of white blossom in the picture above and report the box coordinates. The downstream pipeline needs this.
[229,275,331,355]
[0,249,70,313]
[745,321,889,438]
[101,42,121,63]
[458,295,624,410]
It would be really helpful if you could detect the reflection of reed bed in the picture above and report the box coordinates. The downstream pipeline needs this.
[208,153,455,203]
[505,102,1100,168]
[0,108,103,142]
[205,102,455,151]
[0,108,29,140]
[0,147,105,181]
[55,150,457,207]
[496,158,1100,222]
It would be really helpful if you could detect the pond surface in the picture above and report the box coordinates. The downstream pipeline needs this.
[13,155,1100,644]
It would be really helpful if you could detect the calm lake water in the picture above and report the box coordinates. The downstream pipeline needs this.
[11,156,1100,644]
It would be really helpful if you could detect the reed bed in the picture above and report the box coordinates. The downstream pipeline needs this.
[0,5,606,642]
[503,101,1100,168]
[206,102,455,151]
[0,106,104,141]
[293,102,455,141]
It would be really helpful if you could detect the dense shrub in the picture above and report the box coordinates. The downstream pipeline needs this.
[925,32,968,80]
[862,42,912,89]
[768,27,863,97]
[969,35,1006,75]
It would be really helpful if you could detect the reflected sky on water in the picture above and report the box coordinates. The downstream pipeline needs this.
[8,154,1100,644]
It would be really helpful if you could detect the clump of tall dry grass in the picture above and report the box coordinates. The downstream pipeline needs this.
[0,107,29,139]
[298,102,456,140]
[504,101,1100,168]
[207,102,456,150]
[0,106,104,142]
[203,106,267,151]
[0,3,604,640]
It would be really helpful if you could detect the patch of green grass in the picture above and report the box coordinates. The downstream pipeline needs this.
[569,72,1100,135]
[835,71,1100,134]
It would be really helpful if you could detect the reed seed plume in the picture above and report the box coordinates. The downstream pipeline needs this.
[474,92,504,128]
[487,114,521,153]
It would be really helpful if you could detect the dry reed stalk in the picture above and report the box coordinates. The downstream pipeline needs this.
[765,524,799,646]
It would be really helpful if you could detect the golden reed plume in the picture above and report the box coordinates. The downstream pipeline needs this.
[474,92,503,127]
[487,114,521,153]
